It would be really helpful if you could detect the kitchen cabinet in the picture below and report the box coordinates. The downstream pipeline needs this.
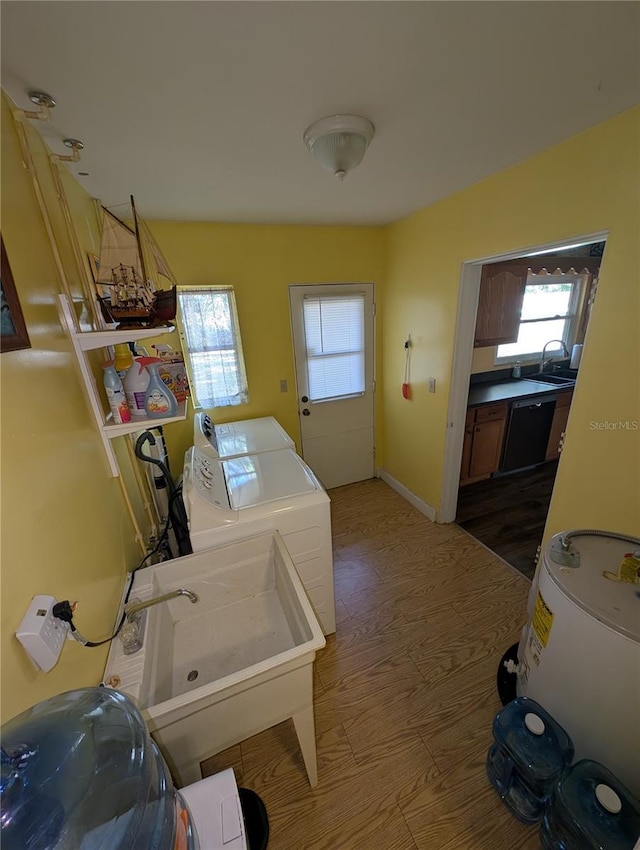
[546,388,573,460]
[59,293,187,477]
[460,402,508,485]
[474,262,529,347]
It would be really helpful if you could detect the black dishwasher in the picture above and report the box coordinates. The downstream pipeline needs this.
[500,395,557,472]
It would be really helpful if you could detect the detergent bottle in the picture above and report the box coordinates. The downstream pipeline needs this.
[122,357,151,417]
[102,361,131,424]
[142,357,178,418]
[113,343,133,379]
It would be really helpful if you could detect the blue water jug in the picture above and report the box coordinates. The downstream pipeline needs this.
[540,759,640,850]
[486,696,574,823]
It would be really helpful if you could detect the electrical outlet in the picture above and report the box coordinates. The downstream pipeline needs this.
[428,377,436,393]
[16,595,69,672]
[280,379,288,393]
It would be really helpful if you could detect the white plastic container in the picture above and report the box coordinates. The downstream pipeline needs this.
[102,361,131,424]
[122,357,150,417]
[569,344,583,369]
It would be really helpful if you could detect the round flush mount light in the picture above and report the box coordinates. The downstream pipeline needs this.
[303,114,375,181]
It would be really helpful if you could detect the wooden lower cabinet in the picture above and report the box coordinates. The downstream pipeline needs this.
[460,402,508,485]
[546,389,573,460]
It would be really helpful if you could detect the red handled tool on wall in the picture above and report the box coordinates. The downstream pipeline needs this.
[402,336,411,399]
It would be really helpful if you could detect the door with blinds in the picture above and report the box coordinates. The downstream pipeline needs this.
[289,283,375,489]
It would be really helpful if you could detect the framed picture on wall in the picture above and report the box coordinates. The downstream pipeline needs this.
[1,236,31,353]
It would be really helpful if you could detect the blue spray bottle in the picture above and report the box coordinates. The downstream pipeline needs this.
[141,357,178,418]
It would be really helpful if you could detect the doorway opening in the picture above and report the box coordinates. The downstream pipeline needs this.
[441,234,607,579]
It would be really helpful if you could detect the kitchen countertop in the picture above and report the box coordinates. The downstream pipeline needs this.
[468,378,573,407]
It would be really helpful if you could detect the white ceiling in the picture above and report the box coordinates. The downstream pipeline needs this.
[2,2,639,226]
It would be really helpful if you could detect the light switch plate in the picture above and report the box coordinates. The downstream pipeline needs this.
[16,595,69,672]
[428,377,436,393]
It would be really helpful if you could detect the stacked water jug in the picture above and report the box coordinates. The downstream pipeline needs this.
[487,697,640,849]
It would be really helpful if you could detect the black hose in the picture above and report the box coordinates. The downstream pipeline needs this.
[134,430,192,556]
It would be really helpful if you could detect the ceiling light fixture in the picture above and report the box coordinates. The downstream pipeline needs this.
[303,114,375,181]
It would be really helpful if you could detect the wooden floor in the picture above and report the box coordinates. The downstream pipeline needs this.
[456,463,558,580]
[202,479,539,849]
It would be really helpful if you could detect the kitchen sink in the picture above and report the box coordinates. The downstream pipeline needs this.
[529,374,576,387]
[549,368,578,379]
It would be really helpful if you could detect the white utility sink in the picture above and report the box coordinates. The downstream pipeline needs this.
[103,532,326,787]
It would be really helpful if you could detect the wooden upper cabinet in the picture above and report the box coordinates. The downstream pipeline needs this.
[474,262,529,348]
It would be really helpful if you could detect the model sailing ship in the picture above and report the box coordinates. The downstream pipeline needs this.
[95,195,177,328]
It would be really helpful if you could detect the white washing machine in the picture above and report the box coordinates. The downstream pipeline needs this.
[517,530,640,797]
[183,445,336,635]
[194,412,295,459]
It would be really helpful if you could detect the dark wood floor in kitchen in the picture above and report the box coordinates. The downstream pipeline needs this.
[456,462,559,580]
[201,478,539,850]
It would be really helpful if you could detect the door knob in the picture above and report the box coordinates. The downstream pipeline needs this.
[301,395,309,403]
[302,408,311,416]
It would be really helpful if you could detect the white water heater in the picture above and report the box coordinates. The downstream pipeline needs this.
[517,530,640,798]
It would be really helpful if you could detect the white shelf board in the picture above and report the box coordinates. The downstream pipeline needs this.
[104,401,188,438]
[74,324,176,351]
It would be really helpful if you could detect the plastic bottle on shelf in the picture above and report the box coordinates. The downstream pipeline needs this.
[113,343,133,379]
[102,362,131,425]
[142,358,178,419]
[512,361,522,379]
[122,358,151,418]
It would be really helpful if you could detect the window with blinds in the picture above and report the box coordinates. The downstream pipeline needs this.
[302,294,365,401]
[177,286,249,408]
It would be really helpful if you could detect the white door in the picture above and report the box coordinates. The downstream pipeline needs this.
[289,283,375,489]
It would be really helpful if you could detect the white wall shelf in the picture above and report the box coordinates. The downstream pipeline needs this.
[58,293,188,476]
[104,402,188,438]
[73,324,176,351]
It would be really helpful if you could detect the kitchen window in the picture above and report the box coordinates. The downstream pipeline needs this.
[495,274,584,363]
[177,286,249,408]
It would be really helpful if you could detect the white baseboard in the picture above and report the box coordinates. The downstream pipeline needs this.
[378,470,438,522]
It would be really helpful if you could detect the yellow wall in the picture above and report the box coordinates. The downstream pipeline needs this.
[0,96,145,721]
[2,91,637,724]
[148,221,385,470]
[383,107,640,536]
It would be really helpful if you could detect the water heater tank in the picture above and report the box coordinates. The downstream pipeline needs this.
[517,530,640,798]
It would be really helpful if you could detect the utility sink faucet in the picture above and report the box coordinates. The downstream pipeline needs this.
[539,340,570,374]
[125,588,199,619]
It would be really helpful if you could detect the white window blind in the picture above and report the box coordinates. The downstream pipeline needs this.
[303,294,365,401]
[177,286,249,408]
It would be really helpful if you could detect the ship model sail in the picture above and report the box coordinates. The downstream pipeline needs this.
[95,196,177,328]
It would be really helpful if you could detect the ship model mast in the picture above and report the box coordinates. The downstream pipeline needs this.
[94,196,176,328]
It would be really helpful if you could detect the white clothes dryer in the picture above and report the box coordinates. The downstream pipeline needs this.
[183,446,336,635]
[194,412,295,460]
